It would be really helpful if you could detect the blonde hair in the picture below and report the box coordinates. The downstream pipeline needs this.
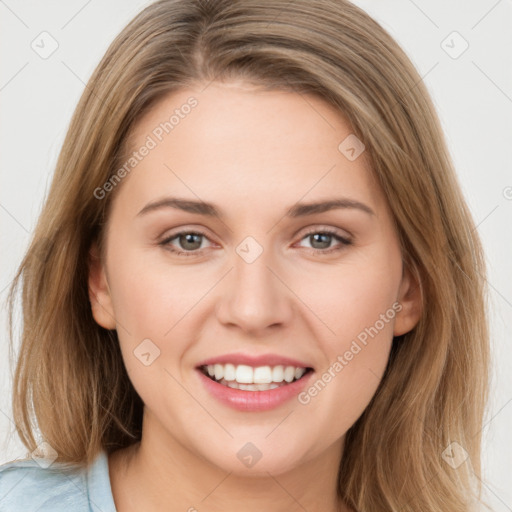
[7,1,491,510]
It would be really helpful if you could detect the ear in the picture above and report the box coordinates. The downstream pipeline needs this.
[88,241,117,330]
[393,262,422,336]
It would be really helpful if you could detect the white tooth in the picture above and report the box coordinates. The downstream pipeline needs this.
[227,381,238,389]
[253,366,272,384]
[238,383,251,390]
[209,363,306,385]
[270,383,279,389]
[236,364,254,384]
[284,366,296,383]
[272,365,284,382]
[214,364,224,380]
[295,367,306,380]
[224,363,236,381]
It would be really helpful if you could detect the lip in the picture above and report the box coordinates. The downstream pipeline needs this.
[196,368,315,412]
[195,352,314,369]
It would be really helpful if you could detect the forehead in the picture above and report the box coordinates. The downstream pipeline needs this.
[131,81,357,160]
[114,82,384,219]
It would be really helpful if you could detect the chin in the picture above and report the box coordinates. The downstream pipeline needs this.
[197,438,310,477]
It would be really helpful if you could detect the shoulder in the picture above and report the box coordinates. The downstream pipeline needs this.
[0,456,89,510]
[0,450,115,512]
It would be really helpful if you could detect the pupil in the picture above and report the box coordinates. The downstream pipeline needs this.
[311,233,331,249]
[180,233,202,250]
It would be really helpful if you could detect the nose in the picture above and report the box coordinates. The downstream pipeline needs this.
[215,248,294,335]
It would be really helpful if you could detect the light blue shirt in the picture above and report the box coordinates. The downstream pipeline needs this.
[0,449,116,511]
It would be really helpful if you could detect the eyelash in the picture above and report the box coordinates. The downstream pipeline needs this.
[158,227,353,258]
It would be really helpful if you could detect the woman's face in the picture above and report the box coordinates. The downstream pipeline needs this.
[89,81,420,475]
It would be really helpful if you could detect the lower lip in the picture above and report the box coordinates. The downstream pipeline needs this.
[196,369,314,412]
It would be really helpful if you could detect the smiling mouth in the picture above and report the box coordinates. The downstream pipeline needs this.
[198,364,314,391]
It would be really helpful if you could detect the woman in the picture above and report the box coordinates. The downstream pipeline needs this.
[0,0,491,511]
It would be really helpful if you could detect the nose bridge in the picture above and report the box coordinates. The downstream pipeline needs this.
[216,238,293,333]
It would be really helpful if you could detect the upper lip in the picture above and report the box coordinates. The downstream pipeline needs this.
[196,352,314,369]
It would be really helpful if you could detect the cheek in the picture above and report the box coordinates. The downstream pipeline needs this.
[335,268,398,342]
[107,239,207,336]
[105,242,202,398]
[300,246,401,405]
[303,250,401,343]
[290,282,398,455]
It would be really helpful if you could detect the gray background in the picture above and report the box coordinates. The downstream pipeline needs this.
[1,1,511,510]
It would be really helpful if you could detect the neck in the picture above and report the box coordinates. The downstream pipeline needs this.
[109,410,353,512]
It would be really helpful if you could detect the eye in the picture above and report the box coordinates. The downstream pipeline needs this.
[296,228,353,254]
[159,227,353,258]
[159,230,213,257]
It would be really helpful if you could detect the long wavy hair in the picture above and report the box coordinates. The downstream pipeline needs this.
[7,1,491,510]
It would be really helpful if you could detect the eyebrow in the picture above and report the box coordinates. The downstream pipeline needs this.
[136,196,375,218]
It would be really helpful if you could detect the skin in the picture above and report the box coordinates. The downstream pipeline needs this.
[88,81,421,512]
